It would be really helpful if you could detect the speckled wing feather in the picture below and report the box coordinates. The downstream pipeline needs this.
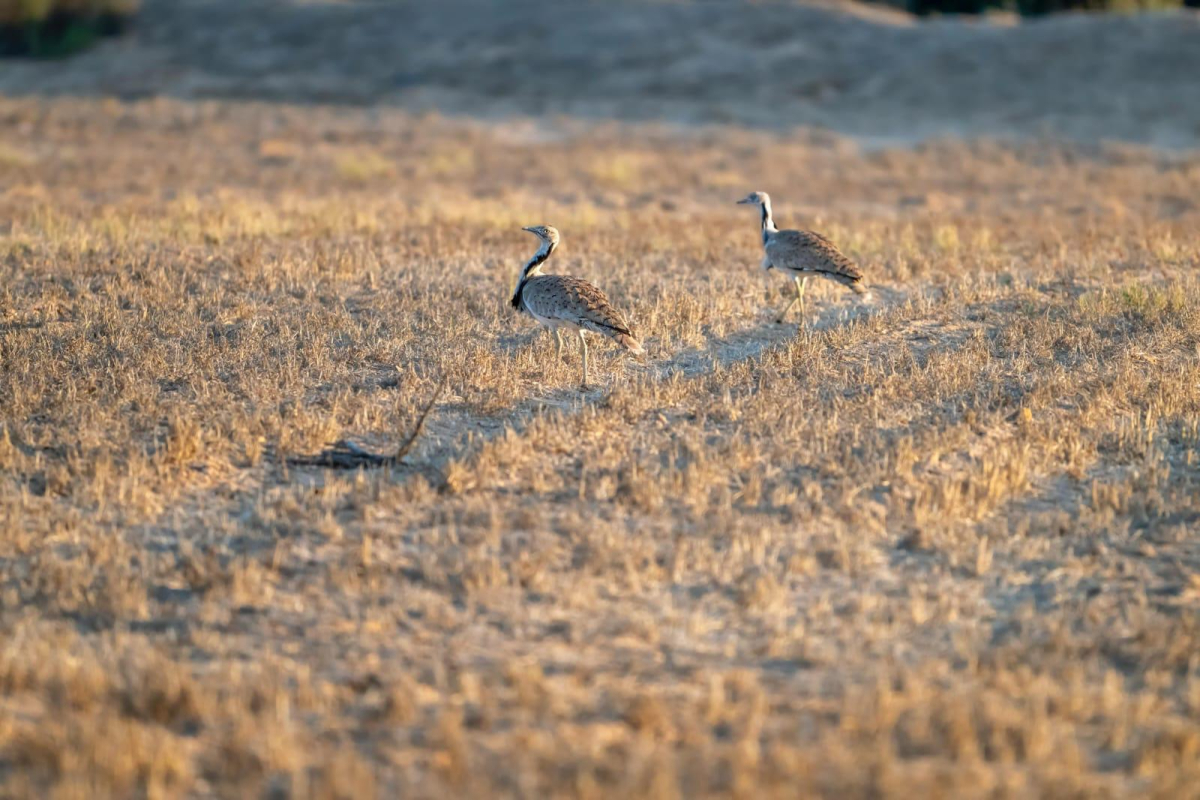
[766,230,866,292]
[521,275,643,352]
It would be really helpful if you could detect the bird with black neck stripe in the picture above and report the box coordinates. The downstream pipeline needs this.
[510,225,644,389]
[737,191,870,324]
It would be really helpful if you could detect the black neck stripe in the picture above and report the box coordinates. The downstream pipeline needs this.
[512,246,552,310]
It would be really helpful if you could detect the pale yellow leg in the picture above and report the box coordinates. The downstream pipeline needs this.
[777,276,808,323]
[554,328,564,360]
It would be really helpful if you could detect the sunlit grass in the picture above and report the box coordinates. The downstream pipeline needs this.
[0,96,1198,797]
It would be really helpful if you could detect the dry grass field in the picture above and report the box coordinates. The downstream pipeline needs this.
[2,8,1200,795]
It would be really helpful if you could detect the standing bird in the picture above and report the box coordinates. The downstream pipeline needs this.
[736,191,868,323]
[510,225,644,388]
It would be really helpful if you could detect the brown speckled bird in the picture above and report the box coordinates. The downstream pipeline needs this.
[737,191,869,323]
[510,225,644,388]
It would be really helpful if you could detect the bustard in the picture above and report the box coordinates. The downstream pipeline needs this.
[737,191,868,323]
[510,225,644,388]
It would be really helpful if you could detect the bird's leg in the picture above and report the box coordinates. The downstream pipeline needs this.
[579,330,589,388]
[554,328,564,361]
[772,277,801,323]
[775,276,808,324]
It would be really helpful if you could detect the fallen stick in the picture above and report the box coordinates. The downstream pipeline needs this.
[287,376,446,469]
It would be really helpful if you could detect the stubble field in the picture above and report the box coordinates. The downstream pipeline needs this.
[1,95,1199,797]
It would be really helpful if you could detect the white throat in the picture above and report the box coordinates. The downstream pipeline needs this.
[759,197,777,244]
[761,197,777,229]
[511,239,555,309]
[526,240,553,276]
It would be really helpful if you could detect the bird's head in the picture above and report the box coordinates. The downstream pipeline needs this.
[736,191,770,207]
[522,225,560,248]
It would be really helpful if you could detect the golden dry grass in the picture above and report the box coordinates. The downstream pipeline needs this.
[1,97,1199,797]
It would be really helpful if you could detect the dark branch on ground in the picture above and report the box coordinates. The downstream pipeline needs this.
[287,377,446,469]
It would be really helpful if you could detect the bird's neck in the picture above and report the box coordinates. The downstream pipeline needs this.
[760,199,778,244]
[511,241,555,309]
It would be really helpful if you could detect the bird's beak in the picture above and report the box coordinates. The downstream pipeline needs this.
[736,198,752,205]
[521,226,534,232]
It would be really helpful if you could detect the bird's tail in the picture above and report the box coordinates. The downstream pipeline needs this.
[850,281,874,303]
[615,332,645,356]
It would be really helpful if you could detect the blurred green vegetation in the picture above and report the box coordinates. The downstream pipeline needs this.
[1,0,138,58]
[905,0,1194,14]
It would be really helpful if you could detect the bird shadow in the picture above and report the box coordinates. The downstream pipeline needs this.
[492,328,549,359]
[652,289,900,381]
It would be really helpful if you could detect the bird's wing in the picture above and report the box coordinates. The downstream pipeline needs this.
[522,276,635,337]
[765,229,863,285]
